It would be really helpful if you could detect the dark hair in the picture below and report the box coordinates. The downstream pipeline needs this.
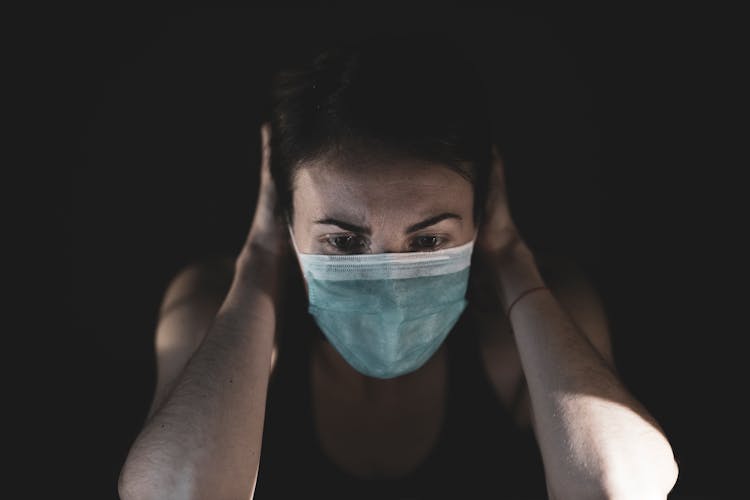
[267,31,493,227]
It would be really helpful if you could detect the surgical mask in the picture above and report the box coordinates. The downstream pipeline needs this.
[288,225,476,379]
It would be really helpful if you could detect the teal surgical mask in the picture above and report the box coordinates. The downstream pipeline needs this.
[288,225,476,379]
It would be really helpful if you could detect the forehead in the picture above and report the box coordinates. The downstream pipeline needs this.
[292,158,473,218]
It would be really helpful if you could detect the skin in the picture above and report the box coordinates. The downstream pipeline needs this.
[119,123,679,499]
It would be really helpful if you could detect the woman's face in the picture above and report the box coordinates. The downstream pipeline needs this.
[290,158,476,255]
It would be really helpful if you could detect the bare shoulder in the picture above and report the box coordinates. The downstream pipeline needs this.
[159,256,236,319]
[146,257,236,414]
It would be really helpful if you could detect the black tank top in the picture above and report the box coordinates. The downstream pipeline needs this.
[253,270,548,499]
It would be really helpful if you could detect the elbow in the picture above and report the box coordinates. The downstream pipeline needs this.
[118,446,230,500]
[603,441,680,499]
[658,449,681,496]
[118,450,195,500]
[118,455,165,500]
[117,461,150,500]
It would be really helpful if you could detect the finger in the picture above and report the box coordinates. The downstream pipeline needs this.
[483,145,501,212]
[257,122,282,220]
[260,122,271,179]
[491,144,506,186]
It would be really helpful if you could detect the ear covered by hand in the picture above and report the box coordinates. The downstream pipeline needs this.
[476,145,525,260]
[239,122,291,265]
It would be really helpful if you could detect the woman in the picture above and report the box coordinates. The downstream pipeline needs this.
[119,33,679,499]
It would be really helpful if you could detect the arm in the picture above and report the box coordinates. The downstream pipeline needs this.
[119,122,288,500]
[476,145,678,499]
[492,242,679,499]
[145,256,241,424]
[118,246,281,500]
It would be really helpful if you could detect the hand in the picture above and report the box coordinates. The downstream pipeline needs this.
[237,122,291,266]
[476,145,525,260]
[469,145,533,316]
[220,123,291,332]
[233,122,291,301]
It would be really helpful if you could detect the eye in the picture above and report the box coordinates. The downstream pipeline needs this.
[326,234,368,253]
[411,235,444,251]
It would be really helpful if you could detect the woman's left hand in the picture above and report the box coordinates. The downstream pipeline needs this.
[475,145,525,260]
[469,145,534,315]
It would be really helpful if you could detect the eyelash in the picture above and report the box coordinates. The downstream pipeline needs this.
[323,234,448,253]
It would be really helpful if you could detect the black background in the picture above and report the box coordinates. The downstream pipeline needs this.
[54,7,739,499]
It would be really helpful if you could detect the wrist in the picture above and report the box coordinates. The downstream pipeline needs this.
[488,241,546,314]
[237,239,286,289]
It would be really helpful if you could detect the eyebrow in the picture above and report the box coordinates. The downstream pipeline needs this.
[313,212,462,235]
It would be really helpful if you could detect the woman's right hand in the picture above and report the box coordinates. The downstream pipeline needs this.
[238,122,291,266]
[119,122,288,500]
[224,122,291,322]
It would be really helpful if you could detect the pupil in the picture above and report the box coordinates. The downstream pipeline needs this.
[337,235,356,249]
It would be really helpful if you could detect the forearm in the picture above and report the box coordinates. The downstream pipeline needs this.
[492,244,678,499]
[119,252,280,500]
